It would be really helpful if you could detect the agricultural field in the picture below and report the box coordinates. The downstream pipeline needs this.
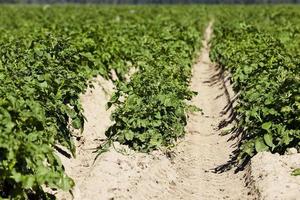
[211,6,300,161]
[0,5,299,200]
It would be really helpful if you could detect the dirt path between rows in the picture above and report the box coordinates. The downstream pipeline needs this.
[165,21,251,199]
[56,22,253,200]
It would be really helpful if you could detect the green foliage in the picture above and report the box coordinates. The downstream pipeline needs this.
[0,5,207,199]
[210,6,300,163]
[104,10,206,152]
[3,5,299,199]
[292,168,300,176]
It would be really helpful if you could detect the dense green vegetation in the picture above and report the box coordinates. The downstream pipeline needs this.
[210,6,300,164]
[0,5,299,199]
[0,5,207,199]
[104,8,206,152]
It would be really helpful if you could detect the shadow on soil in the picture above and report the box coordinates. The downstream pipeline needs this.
[204,64,250,174]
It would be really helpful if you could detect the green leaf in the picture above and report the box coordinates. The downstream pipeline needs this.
[291,168,300,176]
[39,81,48,89]
[241,141,255,157]
[72,118,82,129]
[282,132,292,145]
[22,176,36,189]
[150,134,162,147]
[124,130,134,141]
[281,106,292,113]
[255,138,269,152]
[262,122,272,131]
[263,134,275,149]
[59,175,75,191]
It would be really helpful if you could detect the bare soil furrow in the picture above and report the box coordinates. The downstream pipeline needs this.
[56,22,252,200]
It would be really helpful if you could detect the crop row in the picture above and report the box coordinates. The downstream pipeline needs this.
[0,6,207,199]
[210,7,300,165]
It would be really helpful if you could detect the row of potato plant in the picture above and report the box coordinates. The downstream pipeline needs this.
[210,8,300,167]
[0,6,207,199]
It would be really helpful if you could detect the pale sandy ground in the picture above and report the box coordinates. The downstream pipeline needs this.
[251,152,300,200]
[53,22,300,200]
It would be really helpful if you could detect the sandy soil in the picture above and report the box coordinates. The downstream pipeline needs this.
[171,21,251,199]
[55,22,255,200]
[251,152,300,200]
[54,76,115,199]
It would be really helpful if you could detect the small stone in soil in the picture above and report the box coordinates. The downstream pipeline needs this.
[170,181,176,186]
